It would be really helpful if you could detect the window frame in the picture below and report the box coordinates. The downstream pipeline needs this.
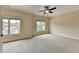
[2,18,9,36]
[2,17,21,36]
[9,19,21,35]
[36,21,46,32]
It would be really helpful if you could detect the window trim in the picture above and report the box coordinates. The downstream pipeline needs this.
[2,17,21,36]
[9,19,21,35]
[36,21,46,32]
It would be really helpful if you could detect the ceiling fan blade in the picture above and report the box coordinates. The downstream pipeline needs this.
[49,10,53,13]
[49,7,56,10]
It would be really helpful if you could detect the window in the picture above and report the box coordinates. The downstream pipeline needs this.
[42,22,46,31]
[10,19,21,35]
[36,22,42,32]
[36,21,46,32]
[3,19,9,35]
[2,18,21,36]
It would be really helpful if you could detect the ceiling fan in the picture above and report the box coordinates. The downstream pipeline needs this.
[39,6,56,14]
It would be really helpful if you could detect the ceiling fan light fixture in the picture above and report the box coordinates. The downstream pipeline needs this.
[45,10,49,13]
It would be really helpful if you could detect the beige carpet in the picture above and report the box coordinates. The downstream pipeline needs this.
[3,34,79,53]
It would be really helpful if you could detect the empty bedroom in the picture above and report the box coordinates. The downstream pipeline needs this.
[0,5,79,53]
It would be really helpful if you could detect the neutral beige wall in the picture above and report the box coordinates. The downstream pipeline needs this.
[1,7,49,42]
[50,10,79,39]
[1,7,33,42]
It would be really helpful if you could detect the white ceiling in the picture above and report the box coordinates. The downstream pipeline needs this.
[4,5,79,17]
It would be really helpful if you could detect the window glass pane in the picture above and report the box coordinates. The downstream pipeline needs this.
[3,19,8,35]
[36,21,46,32]
[36,22,42,32]
[42,22,46,26]
[42,22,46,31]
[10,19,20,35]
[37,22,42,26]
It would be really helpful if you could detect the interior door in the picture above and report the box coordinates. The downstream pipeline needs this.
[0,17,2,53]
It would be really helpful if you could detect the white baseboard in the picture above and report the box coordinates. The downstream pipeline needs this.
[53,33,79,40]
